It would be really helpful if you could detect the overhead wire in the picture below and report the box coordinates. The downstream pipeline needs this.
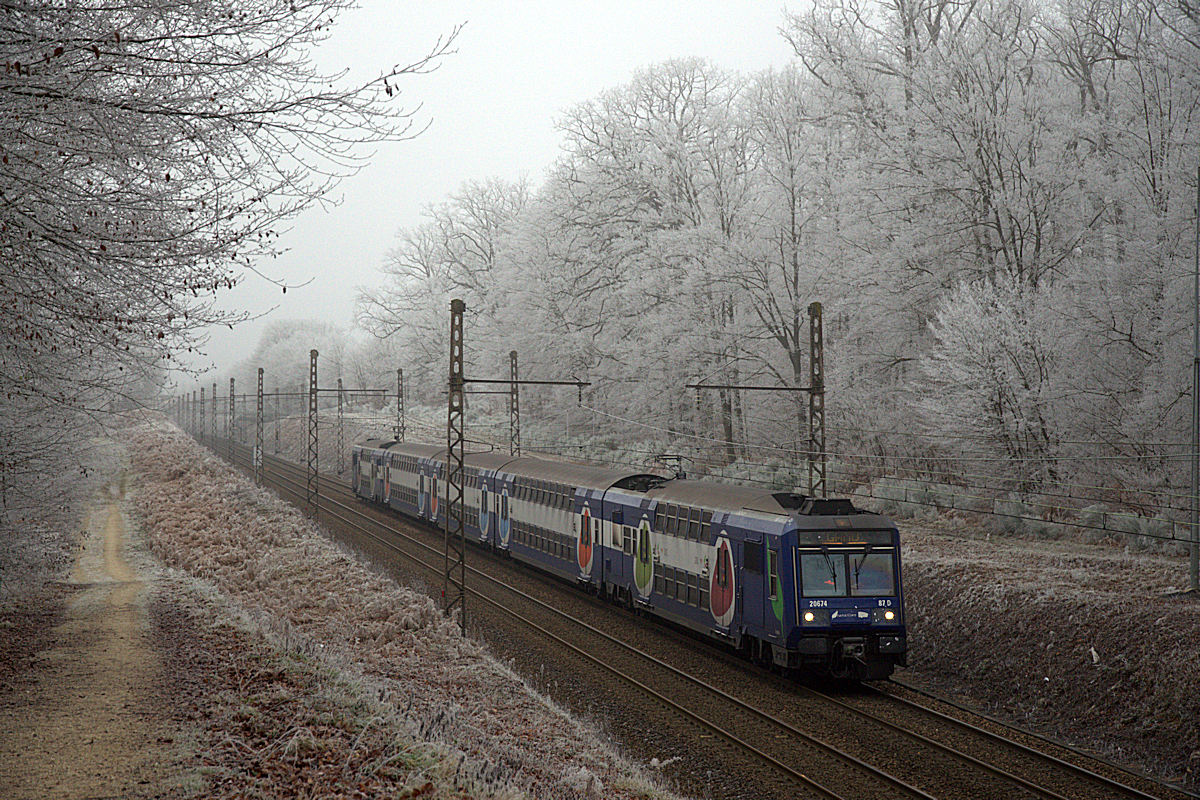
[568,405,1192,506]
[521,440,1188,546]
[247,390,1192,548]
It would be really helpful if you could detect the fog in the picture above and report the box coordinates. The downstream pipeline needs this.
[189,1,798,380]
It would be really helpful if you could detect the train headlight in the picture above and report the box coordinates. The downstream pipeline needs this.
[884,610,895,621]
[803,611,815,623]
[871,608,898,624]
[801,609,828,625]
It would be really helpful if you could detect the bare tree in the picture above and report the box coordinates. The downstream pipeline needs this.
[0,0,457,512]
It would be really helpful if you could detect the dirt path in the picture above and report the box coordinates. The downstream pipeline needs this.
[0,475,176,799]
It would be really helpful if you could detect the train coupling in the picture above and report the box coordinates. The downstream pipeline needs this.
[839,637,866,660]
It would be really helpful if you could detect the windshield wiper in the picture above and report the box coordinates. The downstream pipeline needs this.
[853,545,873,585]
[820,546,838,585]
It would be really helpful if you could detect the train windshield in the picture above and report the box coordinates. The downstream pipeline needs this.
[800,549,896,598]
[849,551,895,596]
[800,551,847,597]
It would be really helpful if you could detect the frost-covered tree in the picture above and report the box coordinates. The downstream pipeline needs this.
[553,59,758,459]
[354,9,1197,521]
[357,177,530,397]
[919,277,1070,487]
[0,0,454,512]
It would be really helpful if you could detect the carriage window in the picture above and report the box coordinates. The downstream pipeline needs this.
[768,549,779,599]
[654,508,666,530]
[622,526,634,555]
[655,573,664,594]
[744,543,763,574]
[687,573,699,606]
[688,509,701,540]
[850,552,896,596]
[801,552,848,597]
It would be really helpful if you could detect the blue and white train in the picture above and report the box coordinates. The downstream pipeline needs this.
[351,439,907,680]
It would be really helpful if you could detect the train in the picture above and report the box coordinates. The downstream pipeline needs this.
[351,439,907,681]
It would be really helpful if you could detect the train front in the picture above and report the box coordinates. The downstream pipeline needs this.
[788,502,906,681]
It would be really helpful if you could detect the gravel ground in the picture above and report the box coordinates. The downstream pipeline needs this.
[900,518,1200,789]
[243,443,1195,800]
[209,414,1200,793]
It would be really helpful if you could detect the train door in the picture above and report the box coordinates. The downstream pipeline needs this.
[479,476,491,544]
[417,465,428,519]
[430,464,440,523]
[606,507,623,592]
[739,536,765,631]
[381,454,392,505]
[575,489,598,585]
[496,473,512,548]
[765,543,783,636]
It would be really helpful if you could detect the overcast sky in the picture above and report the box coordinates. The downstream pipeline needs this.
[190,1,800,380]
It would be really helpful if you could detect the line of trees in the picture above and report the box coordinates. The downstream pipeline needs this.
[358,0,1199,519]
[0,0,454,514]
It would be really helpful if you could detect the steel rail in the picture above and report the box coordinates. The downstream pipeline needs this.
[204,434,1193,800]
[797,684,1075,800]
[224,442,932,800]
[232,442,1170,800]
[878,680,1197,800]
[622,606,1175,800]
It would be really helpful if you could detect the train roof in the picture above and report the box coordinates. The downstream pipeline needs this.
[374,443,517,469]
[357,438,895,528]
[356,438,397,450]
[378,442,443,458]
[498,456,660,492]
[465,451,520,470]
[647,479,896,528]
[647,480,789,516]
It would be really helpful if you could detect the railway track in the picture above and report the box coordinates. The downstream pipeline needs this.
[205,435,1193,800]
